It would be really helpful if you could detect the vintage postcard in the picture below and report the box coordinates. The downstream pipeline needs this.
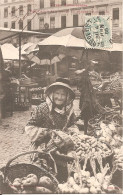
[0,0,123,194]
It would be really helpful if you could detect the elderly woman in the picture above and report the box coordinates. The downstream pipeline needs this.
[25,78,79,181]
[25,77,78,145]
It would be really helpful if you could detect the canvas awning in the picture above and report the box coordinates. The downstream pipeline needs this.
[0,28,51,78]
[0,27,51,41]
[1,43,25,60]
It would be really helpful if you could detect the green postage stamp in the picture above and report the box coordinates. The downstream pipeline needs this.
[84,15,112,49]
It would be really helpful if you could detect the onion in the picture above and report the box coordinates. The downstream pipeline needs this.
[90,186,98,194]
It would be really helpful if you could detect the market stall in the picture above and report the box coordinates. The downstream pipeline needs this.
[0,27,122,194]
[0,28,51,114]
[0,106,122,194]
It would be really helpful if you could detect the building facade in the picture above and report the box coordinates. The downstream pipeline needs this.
[0,0,38,31]
[0,0,122,34]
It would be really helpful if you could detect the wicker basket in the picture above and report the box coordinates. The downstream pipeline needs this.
[0,151,59,194]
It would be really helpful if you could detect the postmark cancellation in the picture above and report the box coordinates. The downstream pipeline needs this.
[84,15,112,49]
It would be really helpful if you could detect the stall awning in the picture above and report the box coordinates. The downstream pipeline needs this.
[0,27,51,41]
[1,43,25,60]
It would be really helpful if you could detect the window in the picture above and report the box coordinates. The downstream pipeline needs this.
[61,0,66,6]
[50,17,55,28]
[39,18,44,29]
[11,6,15,16]
[19,5,23,15]
[19,19,23,29]
[4,8,8,18]
[27,20,31,30]
[4,22,8,28]
[86,13,91,15]
[27,4,32,15]
[73,15,78,27]
[50,0,55,7]
[11,21,15,29]
[61,16,66,28]
[113,8,119,20]
[113,8,119,27]
[99,11,105,15]
[40,0,44,8]
[73,0,78,4]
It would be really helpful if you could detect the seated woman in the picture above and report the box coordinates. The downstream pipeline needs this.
[25,78,79,182]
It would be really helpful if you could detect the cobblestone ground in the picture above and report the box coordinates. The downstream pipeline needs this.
[0,99,80,169]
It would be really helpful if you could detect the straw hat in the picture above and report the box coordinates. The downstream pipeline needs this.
[45,78,75,100]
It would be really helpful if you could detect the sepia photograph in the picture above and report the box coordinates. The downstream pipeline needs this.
[0,0,123,194]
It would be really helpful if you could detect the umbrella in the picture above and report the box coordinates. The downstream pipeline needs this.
[20,42,39,55]
[39,27,85,48]
[38,27,85,60]
[29,55,66,67]
[39,27,123,51]
[27,50,65,65]
[38,27,123,64]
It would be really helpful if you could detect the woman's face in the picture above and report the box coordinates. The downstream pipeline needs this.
[53,88,67,106]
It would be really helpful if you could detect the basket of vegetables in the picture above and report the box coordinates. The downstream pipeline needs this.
[71,133,113,175]
[0,151,59,194]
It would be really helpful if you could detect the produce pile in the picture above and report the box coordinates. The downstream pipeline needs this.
[58,137,122,194]
[113,145,123,171]
[1,106,122,194]
[88,109,122,136]
[58,168,120,194]
[30,87,44,93]
[71,134,112,159]
[96,121,123,148]
[10,174,56,194]
[95,72,122,92]
[57,106,123,194]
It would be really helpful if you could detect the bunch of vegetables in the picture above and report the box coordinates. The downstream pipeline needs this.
[105,75,122,91]
[97,121,115,142]
[71,134,112,159]
[45,130,75,153]
[58,170,118,194]
[113,145,123,170]
[96,72,122,92]
[30,87,44,93]
[11,174,56,194]
[97,121,123,148]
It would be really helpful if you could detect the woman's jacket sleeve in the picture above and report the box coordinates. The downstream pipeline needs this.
[25,105,48,143]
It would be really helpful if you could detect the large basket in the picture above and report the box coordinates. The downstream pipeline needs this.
[0,151,59,194]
